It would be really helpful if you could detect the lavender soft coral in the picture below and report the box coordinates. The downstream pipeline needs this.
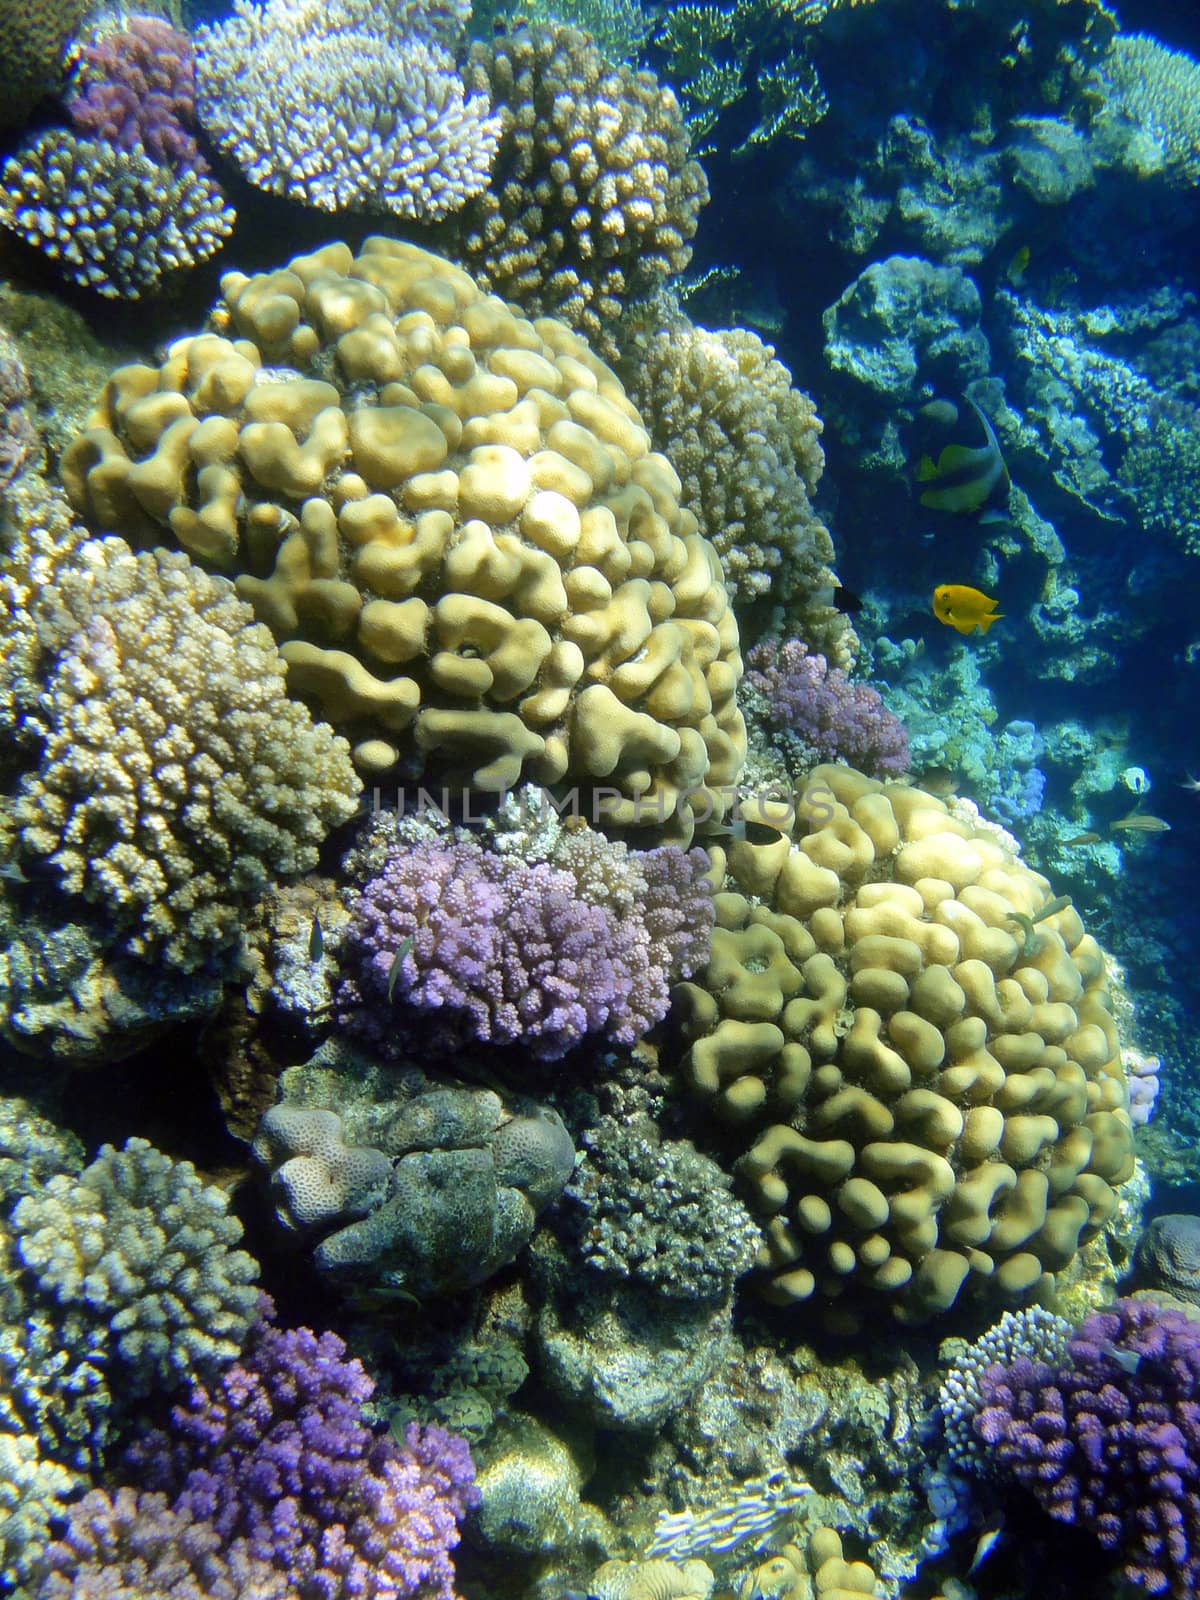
[129,1313,477,1600]
[975,1297,1200,1598]
[67,16,207,174]
[746,638,910,778]
[340,836,712,1061]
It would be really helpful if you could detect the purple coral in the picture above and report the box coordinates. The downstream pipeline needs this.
[746,638,910,778]
[975,1297,1200,1598]
[340,837,712,1061]
[67,16,207,174]
[128,1314,477,1600]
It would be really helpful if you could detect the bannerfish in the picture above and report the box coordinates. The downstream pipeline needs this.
[915,396,1011,516]
[1111,814,1171,834]
[932,584,1004,635]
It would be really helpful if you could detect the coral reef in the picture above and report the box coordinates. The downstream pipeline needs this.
[253,1044,576,1294]
[450,22,708,358]
[0,130,235,299]
[1134,1214,1200,1307]
[563,1113,760,1300]
[197,0,499,219]
[1088,33,1200,184]
[13,1138,260,1395]
[67,16,207,174]
[61,237,746,837]
[129,1311,478,1600]
[12,538,361,974]
[745,639,909,779]
[936,1304,1072,1470]
[673,763,1135,1324]
[617,307,851,656]
[975,1297,1200,1599]
[340,832,712,1060]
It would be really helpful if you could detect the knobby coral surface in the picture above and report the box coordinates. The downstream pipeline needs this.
[60,238,746,839]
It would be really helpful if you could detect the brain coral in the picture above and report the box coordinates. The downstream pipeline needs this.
[447,21,708,359]
[13,538,361,973]
[60,237,745,838]
[673,764,1135,1324]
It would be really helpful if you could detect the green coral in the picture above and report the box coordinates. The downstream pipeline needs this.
[1118,408,1200,556]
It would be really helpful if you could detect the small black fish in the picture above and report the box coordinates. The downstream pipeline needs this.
[308,913,324,963]
[814,582,864,615]
[387,936,414,1004]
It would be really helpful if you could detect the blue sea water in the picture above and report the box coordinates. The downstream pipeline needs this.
[2,0,1200,1597]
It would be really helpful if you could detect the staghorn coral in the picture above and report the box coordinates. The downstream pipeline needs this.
[618,307,851,657]
[13,537,361,974]
[975,1297,1200,1599]
[34,1489,288,1600]
[672,764,1135,1325]
[0,0,88,129]
[129,1313,478,1600]
[67,15,207,174]
[13,1138,260,1396]
[449,22,708,359]
[197,0,499,219]
[60,237,746,839]
[340,832,712,1060]
[0,130,234,300]
[745,638,909,777]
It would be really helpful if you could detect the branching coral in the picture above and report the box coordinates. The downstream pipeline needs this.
[0,131,234,300]
[745,638,908,777]
[13,1138,260,1396]
[197,0,499,218]
[449,21,708,357]
[14,538,361,973]
[1089,33,1200,184]
[67,15,207,174]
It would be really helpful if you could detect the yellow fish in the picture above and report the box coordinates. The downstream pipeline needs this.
[932,584,1003,635]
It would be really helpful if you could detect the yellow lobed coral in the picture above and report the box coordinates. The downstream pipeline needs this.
[60,237,745,838]
[674,764,1134,1324]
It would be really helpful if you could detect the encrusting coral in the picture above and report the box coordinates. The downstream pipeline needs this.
[0,0,89,130]
[196,0,500,219]
[61,237,746,839]
[12,1137,260,1396]
[12,537,361,974]
[673,763,1135,1324]
[0,130,235,300]
[448,21,708,359]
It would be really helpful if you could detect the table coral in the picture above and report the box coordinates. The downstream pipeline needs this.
[61,238,746,839]
[12,1137,260,1397]
[13,537,360,974]
[197,0,499,219]
[0,130,234,300]
[449,21,708,358]
[974,1297,1200,1600]
[673,763,1135,1325]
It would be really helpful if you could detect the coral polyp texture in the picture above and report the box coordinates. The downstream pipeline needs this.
[0,130,235,300]
[673,763,1135,1324]
[12,1137,260,1396]
[60,237,746,838]
[196,0,500,219]
[619,309,851,657]
[448,21,708,358]
[67,16,207,174]
[12,538,361,974]
[745,638,909,777]
[0,0,88,130]
[975,1297,1200,1600]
